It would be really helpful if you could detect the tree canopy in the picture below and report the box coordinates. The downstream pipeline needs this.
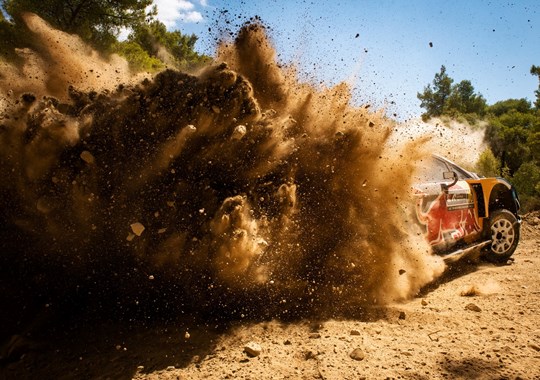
[417,66,487,122]
[0,0,209,71]
[120,19,209,71]
[417,65,454,119]
[1,0,153,50]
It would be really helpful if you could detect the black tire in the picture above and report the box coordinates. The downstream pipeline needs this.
[484,209,520,263]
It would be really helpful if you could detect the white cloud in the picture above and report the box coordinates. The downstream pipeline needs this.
[199,0,208,6]
[180,11,204,23]
[151,0,204,28]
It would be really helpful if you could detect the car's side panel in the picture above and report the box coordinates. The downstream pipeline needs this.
[414,180,481,250]
[466,178,512,218]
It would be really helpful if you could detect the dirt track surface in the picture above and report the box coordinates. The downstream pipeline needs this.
[0,214,538,380]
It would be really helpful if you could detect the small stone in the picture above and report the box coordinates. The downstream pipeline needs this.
[130,222,145,236]
[421,299,428,306]
[350,329,361,336]
[398,311,406,320]
[244,342,262,357]
[80,150,95,164]
[350,348,365,361]
[283,339,292,345]
[304,350,317,360]
[309,333,321,339]
[465,303,481,312]
[231,125,247,140]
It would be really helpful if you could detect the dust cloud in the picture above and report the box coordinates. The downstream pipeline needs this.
[395,117,486,169]
[0,13,139,103]
[0,17,445,318]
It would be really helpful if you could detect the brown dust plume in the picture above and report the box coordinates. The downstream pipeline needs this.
[0,18,444,318]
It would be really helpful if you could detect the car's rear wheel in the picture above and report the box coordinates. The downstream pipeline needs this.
[484,209,519,263]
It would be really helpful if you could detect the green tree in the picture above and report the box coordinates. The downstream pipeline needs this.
[531,65,540,109]
[446,80,487,116]
[418,67,487,121]
[482,97,540,211]
[1,0,154,51]
[488,98,531,117]
[125,20,209,70]
[512,161,540,210]
[113,40,164,72]
[485,109,537,175]
[417,65,454,120]
[475,149,501,177]
[512,162,540,198]
[0,0,210,72]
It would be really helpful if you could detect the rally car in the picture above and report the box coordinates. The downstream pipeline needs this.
[413,154,521,263]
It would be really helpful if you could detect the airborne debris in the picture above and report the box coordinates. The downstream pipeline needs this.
[80,150,95,164]
[130,222,145,237]
[231,125,247,140]
[0,17,446,322]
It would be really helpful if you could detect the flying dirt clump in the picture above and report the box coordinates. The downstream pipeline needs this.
[0,18,444,317]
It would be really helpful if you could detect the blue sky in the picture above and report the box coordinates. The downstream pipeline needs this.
[158,1,539,119]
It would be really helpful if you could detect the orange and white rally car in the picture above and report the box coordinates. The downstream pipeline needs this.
[413,155,521,263]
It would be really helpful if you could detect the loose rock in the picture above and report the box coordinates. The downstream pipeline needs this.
[304,350,317,360]
[465,303,482,312]
[350,348,365,361]
[244,342,262,357]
